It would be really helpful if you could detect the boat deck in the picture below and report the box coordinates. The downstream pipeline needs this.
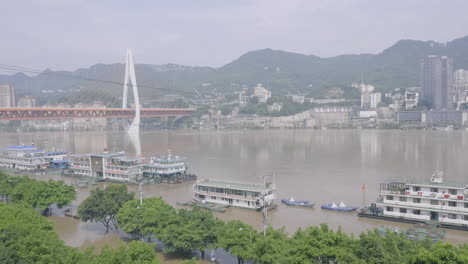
[358,208,468,231]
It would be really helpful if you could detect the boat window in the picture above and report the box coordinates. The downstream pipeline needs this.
[464,215,468,221]
[430,188,438,193]
[413,198,421,203]
[413,186,421,191]
[386,195,393,200]
[413,210,421,215]
[449,189,457,195]
[464,203,468,208]
[399,208,407,213]
[386,206,393,212]
[399,197,407,202]
[448,201,457,207]
[430,200,438,205]
[448,214,457,219]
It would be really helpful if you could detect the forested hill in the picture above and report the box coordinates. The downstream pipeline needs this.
[2,35,468,102]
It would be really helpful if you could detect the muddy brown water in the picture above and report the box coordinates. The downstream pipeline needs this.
[2,129,468,262]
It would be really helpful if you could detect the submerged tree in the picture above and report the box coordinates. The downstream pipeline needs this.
[78,185,133,232]
[116,197,177,239]
[160,206,223,259]
[218,220,256,264]
[0,173,76,215]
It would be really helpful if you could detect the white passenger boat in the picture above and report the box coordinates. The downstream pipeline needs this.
[193,179,276,210]
[372,170,468,226]
[0,145,67,171]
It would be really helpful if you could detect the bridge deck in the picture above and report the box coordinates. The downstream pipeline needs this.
[0,108,195,120]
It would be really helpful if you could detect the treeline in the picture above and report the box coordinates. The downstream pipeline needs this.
[113,197,468,264]
[3,171,468,264]
[81,185,468,263]
[0,172,76,215]
[0,172,160,264]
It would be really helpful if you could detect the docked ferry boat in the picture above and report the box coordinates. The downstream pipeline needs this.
[0,145,67,171]
[143,151,196,183]
[67,151,144,183]
[145,151,187,175]
[193,179,276,210]
[361,170,468,230]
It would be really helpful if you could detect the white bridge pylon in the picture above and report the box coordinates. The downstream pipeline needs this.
[122,48,140,134]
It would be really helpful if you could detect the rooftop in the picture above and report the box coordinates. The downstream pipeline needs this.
[1,145,37,151]
[90,152,126,158]
[195,179,269,192]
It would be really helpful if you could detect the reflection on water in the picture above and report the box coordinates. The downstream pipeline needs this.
[2,129,468,253]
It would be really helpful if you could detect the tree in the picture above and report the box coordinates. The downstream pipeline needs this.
[288,225,361,264]
[250,227,289,264]
[160,207,223,259]
[116,197,177,240]
[250,96,259,104]
[182,258,199,264]
[218,220,256,264]
[94,241,159,264]
[78,185,134,232]
[0,203,86,264]
[410,243,468,264]
[4,176,76,215]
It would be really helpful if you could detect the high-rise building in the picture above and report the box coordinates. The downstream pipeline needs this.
[453,69,468,103]
[369,92,382,109]
[0,84,16,108]
[17,96,37,108]
[420,56,453,110]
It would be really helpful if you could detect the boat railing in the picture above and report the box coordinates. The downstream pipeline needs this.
[383,190,465,201]
[380,200,468,213]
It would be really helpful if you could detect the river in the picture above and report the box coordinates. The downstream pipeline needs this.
[2,129,468,261]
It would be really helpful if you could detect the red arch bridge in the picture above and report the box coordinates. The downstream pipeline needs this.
[0,108,195,121]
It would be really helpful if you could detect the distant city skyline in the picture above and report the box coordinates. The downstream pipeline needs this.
[2,0,468,72]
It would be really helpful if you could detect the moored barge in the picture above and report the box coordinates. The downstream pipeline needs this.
[359,170,468,231]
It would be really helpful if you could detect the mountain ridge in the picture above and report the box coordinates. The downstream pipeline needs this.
[2,35,468,104]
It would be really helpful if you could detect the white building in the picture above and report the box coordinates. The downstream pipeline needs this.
[454,69,468,103]
[0,84,16,108]
[353,83,375,93]
[267,102,283,112]
[290,95,305,104]
[253,84,271,103]
[370,92,382,109]
[17,96,37,108]
[359,110,378,118]
[405,91,419,109]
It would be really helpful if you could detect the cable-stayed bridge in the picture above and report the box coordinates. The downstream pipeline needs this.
[0,49,195,132]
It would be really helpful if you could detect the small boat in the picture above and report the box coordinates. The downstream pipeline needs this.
[377,226,405,236]
[321,201,358,212]
[281,197,315,208]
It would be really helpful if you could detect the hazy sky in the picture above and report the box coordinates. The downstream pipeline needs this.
[3,0,468,72]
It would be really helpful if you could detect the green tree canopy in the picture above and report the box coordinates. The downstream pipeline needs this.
[116,197,177,239]
[218,220,257,264]
[0,173,76,214]
[78,185,134,232]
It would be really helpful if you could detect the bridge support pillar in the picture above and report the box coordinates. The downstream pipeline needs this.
[122,49,140,133]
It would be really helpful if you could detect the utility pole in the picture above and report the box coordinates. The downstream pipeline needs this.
[139,176,143,205]
[262,176,268,236]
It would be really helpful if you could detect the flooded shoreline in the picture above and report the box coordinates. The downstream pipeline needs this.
[2,129,468,260]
